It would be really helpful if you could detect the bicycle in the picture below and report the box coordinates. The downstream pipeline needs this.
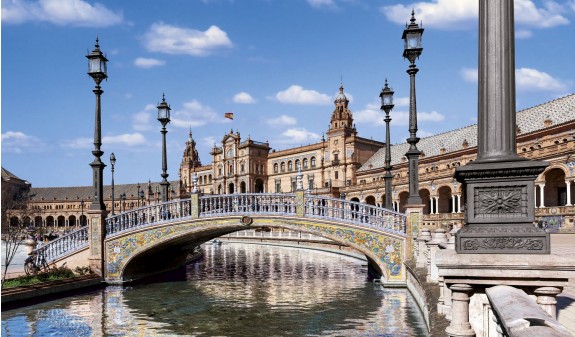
[24,249,50,276]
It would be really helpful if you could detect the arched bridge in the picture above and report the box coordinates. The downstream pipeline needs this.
[33,192,409,285]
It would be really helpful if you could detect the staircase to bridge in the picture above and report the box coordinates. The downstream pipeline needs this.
[32,191,411,285]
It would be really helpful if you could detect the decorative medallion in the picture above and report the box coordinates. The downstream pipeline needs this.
[474,186,526,217]
[241,216,253,226]
[462,237,544,251]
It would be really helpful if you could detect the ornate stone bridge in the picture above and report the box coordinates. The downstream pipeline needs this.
[33,191,410,285]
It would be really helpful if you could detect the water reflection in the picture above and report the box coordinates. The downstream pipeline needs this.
[2,243,427,336]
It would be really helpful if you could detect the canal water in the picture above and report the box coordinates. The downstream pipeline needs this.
[1,243,428,336]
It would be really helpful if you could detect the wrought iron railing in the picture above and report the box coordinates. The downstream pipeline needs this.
[105,199,192,236]
[304,195,406,236]
[32,226,89,262]
[199,193,296,217]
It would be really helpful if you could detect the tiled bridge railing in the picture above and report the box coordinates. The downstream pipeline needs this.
[35,192,407,262]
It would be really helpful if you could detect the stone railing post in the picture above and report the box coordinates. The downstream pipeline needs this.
[405,205,424,260]
[446,283,476,337]
[427,228,448,282]
[191,193,200,218]
[88,209,107,276]
[296,190,305,217]
[416,228,431,268]
[534,286,562,319]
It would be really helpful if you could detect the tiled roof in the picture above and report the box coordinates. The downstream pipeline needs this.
[1,167,25,182]
[358,93,575,172]
[30,181,179,202]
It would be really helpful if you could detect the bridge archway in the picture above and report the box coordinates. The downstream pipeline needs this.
[105,217,405,285]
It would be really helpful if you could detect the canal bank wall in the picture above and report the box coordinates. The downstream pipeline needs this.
[1,274,104,310]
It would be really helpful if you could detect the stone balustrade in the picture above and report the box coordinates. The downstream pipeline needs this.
[486,285,572,337]
[411,228,574,337]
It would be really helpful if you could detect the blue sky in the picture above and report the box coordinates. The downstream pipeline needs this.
[2,0,574,187]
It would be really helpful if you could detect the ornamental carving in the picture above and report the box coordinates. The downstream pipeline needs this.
[474,186,526,217]
[462,226,542,234]
[462,237,544,250]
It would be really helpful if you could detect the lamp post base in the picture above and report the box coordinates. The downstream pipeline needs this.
[454,159,549,254]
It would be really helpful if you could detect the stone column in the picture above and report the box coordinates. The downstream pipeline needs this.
[539,184,545,208]
[566,181,572,206]
[435,196,440,214]
[446,284,476,337]
[452,195,456,213]
[534,286,562,319]
[405,205,425,260]
[88,209,107,277]
[427,228,448,282]
[454,0,549,254]
[416,228,432,268]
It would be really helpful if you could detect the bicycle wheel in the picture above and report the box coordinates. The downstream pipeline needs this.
[24,261,38,276]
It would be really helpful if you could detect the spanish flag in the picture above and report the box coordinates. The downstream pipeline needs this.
[224,112,234,120]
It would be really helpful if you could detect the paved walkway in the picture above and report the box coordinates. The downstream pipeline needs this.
[552,234,575,335]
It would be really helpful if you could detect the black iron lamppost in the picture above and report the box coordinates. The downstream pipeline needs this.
[139,189,145,207]
[86,38,108,211]
[137,183,141,207]
[80,199,85,226]
[402,10,424,205]
[110,152,116,215]
[120,193,126,212]
[380,79,395,210]
[157,94,171,203]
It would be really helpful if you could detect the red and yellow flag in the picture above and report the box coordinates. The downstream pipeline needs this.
[224,112,234,120]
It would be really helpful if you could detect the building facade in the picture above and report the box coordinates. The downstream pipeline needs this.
[7,89,575,232]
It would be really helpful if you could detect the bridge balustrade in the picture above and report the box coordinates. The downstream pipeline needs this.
[199,193,296,216]
[304,195,406,235]
[105,199,192,236]
[34,192,407,265]
[35,226,89,262]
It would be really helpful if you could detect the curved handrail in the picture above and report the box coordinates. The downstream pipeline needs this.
[40,192,407,263]
[30,226,89,263]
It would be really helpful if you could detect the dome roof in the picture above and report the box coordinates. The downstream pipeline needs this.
[334,84,348,102]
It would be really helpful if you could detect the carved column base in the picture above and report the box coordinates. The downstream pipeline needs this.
[534,286,562,319]
[446,283,476,337]
[455,160,549,254]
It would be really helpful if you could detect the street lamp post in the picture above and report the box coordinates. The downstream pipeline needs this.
[120,193,126,212]
[402,10,424,205]
[139,190,145,207]
[380,79,395,210]
[80,199,85,226]
[157,94,171,203]
[86,38,108,211]
[110,153,116,215]
[137,183,141,207]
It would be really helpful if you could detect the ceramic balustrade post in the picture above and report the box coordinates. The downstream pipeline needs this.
[534,286,562,319]
[446,283,476,337]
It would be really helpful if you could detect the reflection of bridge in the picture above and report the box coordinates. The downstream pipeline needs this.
[34,191,409,285]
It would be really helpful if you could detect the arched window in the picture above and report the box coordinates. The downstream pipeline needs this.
[303,158,308,169]
[288,161,293,171]
[295,159,300,170]
[281,162,286,172]
[311,157,316,167]
[274,163,279,173]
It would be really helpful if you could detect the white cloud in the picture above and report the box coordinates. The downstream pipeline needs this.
[381,0,569,30]
[307,0,336,8]
[1,131,46,153]
[395,96,410,107]
[516,67,569,91]
[143,22,233,56]
[354,101,445,126]
[103,133,146,146]
[267,115,297,127]
[171,99,230,128]
[63,133,146,149]
[203,136,217,148]
[460,67,568,91]
[132,104,155,131]
[275,85,331,105]
[2,0,123,26]
[276,128,321,144]
[134,57,166,68]
[515,29,533,39]
[233,92,256,104]
[460,67,478,83]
